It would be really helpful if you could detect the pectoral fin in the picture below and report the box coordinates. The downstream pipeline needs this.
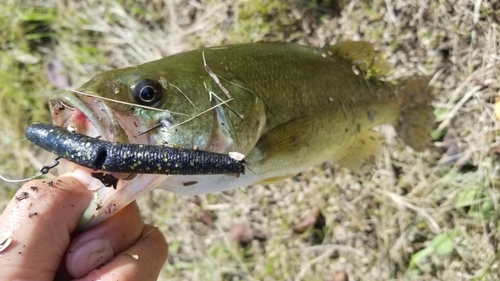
[244,115,342,182]
[256,116,313,161]
[244,115,319,177]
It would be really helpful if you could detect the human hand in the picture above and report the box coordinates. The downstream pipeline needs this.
[0,174,168,280]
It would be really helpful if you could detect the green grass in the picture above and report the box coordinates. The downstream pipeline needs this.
[1,0,500,280]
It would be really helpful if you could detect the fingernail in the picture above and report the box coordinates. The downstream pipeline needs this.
[67,238,114,278]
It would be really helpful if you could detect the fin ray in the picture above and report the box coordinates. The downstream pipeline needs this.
[336,130,385,171]
[324,41,391,77]
[396,76,434,151]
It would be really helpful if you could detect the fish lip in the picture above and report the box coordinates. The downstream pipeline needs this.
[48,90,170,231]
[49,90,125,142]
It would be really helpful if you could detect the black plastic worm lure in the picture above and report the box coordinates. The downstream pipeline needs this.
[25,123,245,175]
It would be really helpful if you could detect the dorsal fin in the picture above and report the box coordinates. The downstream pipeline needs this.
[324,41,391,78]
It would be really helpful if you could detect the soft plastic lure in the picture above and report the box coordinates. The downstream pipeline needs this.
[25,123,245,175]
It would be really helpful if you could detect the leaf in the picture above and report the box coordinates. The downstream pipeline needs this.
[455,188,479,208]
[481,200,494,216]
[434,107,449,122]
[409,231,457,271]
[431,128,447,141]
[409,246,434,270]
[431,233,455,256]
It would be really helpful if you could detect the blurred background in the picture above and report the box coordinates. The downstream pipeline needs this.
[0,0,499,280]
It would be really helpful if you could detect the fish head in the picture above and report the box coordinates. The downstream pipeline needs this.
[51,66,215,149]
[52,56,266,153]
[48,57,266,230]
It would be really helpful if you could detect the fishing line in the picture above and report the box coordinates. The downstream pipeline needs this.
[0,139,60,183]
[0,171,42,183]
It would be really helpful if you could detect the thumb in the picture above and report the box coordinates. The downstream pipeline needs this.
[0,175,93,280]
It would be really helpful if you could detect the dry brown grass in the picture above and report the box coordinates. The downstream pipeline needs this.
[0,0,499,280]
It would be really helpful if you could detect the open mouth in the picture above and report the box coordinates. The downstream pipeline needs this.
[48,89,160,183]
[47,90,170,230]
[50,90,125,142]
[43,89,245,230]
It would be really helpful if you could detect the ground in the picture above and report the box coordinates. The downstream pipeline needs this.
[0,0,499,280]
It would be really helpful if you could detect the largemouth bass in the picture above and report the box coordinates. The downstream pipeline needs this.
[47,41,433,229]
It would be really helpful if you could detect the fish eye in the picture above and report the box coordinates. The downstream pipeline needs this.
[134,79,163,106]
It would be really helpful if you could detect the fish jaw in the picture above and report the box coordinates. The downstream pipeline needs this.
[76,172,168,230]
[47,88,250,230]
[49,90,169,230]
[50,90,122,142]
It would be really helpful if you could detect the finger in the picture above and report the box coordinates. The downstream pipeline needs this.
[65,201,144,278]
[0,176,93,280]
[73,224,168,281]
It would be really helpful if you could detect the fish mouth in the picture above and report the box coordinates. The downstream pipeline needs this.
[50,90,170,148]
[48,89,157,177]
[50,90,125,143]
[49,90,169,230]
